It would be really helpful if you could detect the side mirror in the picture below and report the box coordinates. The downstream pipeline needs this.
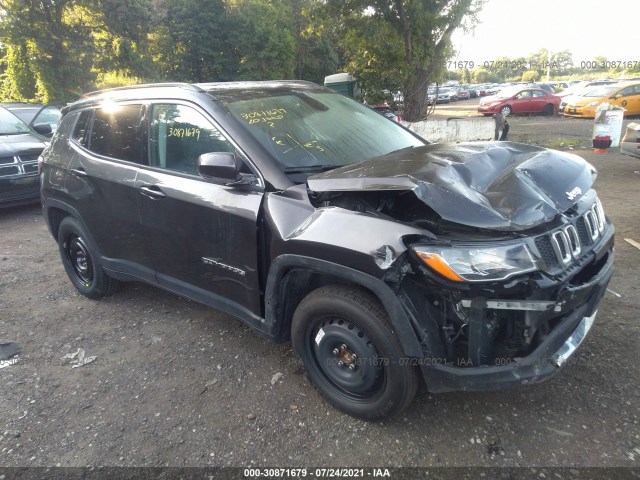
[612,94,622,99]
[198,152,239,182]
[32,123,53,136]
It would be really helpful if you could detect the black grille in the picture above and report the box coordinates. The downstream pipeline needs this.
[535,236,558,269]
[0,156,15,165]
[18,153,40,162]
[0,165,20,177]
[23,164,38,174]
[575,217,592,247]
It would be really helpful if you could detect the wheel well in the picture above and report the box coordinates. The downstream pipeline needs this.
[47,207,70,241]
[271,268,377,342]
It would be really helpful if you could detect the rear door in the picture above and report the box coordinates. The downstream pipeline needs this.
[530,90,548,112]
[136,102,264,317]
[64,104,154,281]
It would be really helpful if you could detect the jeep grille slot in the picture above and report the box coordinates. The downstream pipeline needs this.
[535,199,606,272]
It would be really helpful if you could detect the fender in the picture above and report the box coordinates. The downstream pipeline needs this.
[264,254,424,357]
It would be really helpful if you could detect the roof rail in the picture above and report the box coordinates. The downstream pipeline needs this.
[80,82,203,99]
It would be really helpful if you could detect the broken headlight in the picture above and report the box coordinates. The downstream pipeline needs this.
[412,243,537,282]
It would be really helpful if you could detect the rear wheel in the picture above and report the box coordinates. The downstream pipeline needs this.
[543,103,555,116]
[58,217,121,299]
[500,105,512,116]
[291,285,420,420]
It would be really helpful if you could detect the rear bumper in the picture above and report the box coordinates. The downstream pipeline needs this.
[420,231,614,393]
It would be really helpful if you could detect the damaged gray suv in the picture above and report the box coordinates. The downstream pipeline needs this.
[40,81,614,419]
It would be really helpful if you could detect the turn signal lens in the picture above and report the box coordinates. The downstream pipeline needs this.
[415,251,465,282]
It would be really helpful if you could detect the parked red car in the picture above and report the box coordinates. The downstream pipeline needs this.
[478,87,561,116]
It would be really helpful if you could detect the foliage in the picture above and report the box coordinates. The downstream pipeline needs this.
[328,0,485,121]
[150,0,230,82]
[521,70,539,82]
[0,0,155,102]
[227,0,297,80]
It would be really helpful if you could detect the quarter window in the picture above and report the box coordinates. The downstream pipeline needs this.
[89,104,145,164]
[149,104,234,175]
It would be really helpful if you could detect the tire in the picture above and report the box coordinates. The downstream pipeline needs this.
[291,285,420,420]
[58,217,121,299]
[500,105,512,116]
[543,104,555,116]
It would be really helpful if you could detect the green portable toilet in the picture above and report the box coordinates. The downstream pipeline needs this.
[324,73,355,98]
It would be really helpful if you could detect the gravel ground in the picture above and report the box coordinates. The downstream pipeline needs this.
[0,119,639,474]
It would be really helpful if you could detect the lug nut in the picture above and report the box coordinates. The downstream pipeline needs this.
[338,360,344,366]
[348,364,356,370]
[332,348,339,356]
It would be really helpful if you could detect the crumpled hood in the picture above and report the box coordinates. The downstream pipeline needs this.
[307,142,596,231]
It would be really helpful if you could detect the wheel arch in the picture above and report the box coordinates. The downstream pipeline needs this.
[264,255,423,357]
[43,199,99,251]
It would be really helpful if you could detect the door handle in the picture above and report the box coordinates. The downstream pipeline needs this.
[139,185,166,199]
[70,168,88,178]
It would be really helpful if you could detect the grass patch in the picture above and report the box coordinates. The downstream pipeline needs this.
[545,138,585,149]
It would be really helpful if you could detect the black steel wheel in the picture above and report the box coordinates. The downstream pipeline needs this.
[292,285,420,420]
[58,216,121,299]
[66,234,94,286]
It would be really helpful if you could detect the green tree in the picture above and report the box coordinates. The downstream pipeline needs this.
[472,67,494,83]
[282,0,341,83]
[0,43,37,100]
[461,68,471,84]
[227,0,297,80]
[0,0,97,101]
[150,0,230,82]
[0,0,156,101]
[521,70,539,82]
[328,0,485,121]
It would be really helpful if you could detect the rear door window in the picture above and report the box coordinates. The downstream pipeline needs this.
[88,104,146,164]
[72,110,93,148]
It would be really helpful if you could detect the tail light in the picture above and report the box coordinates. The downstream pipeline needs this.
[38,156,43,175]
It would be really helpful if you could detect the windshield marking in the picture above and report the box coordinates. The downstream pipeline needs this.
[273,133,325,157]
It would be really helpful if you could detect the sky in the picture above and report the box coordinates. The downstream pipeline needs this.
[451,0,639,65]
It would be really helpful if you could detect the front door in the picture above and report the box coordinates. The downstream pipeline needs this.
[136,103,264,318]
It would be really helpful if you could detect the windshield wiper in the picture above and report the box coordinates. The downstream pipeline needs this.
[283,164,342,174]
[385,145,416,156]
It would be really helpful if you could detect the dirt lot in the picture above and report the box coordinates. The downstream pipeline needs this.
[1,113,639,474]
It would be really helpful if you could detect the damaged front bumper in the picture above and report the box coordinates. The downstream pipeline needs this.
[410,226,614,394]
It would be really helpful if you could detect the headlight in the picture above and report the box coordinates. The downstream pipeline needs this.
[412,243,537,282]
[585,102,600,108]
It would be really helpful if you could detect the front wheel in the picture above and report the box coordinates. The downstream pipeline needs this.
[58,217,121,299]
[291,285,420,420]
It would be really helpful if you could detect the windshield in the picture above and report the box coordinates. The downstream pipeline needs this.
[216,89,425,172]
[0,107,32,135]
[583,85,619,98]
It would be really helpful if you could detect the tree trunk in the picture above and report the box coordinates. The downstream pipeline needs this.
[402,70,430,122]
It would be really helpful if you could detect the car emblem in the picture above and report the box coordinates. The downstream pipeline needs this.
[565,186,582,201]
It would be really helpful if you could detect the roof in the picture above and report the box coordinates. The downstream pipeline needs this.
[63,80,322,114]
